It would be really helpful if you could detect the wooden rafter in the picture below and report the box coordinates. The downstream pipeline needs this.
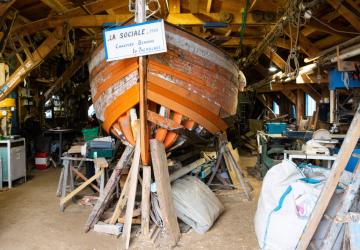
[281,89,297,104]
[40,0,68,12]
[301,84,322,103]
[13,15,132,36]
[284,26,320,57]
[327,0,360,32]
[44,49,92,99]
[314,34,348,49]
[301,11,340,36]
[0,0,15,16]
[165,12,274,25]
[40,0,95,35]
[264,48,287,72]
[0,26,65,101]
[221,37,290,50]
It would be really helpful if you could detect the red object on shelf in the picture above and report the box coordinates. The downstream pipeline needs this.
[35,152,49,170]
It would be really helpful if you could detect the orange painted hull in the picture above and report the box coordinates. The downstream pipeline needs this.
[88,21,246,148]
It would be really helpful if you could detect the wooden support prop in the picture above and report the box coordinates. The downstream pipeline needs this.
[122,132,141,249]
[71,166,100,193]
[109,168,131,224]
[60,169,103,208]
[296,104,360,250]
[84,146,133,232]
[150,139,181,247]
[147,110,183,130]
[0,26,64,101]
[320,160,360,249]
[296,89,304,126]
[141,166,151,237]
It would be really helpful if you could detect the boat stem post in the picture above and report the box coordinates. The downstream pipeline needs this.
[136,0,150,165]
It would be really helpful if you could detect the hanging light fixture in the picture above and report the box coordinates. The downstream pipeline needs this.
[268,47,278,72]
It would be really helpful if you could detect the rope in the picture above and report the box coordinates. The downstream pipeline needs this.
[236,0,250,57]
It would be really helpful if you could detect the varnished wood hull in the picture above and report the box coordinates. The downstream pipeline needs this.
[88,21,245,148]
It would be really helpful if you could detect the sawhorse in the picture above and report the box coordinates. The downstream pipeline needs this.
[57,155,108,211]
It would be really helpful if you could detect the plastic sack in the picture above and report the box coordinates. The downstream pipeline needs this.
[171,176,224,234]
[254,159,331,249]
[255,160,351,250]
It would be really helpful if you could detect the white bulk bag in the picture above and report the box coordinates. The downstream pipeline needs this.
[254,160,324,250]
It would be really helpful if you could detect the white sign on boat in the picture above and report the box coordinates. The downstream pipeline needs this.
[103,19,167,61]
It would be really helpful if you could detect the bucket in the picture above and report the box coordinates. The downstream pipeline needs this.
[35,152,49,170]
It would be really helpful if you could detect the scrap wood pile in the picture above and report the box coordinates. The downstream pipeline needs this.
[254,104,360,250]
[70,132,252,249]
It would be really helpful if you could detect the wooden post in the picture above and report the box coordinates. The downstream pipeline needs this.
[135,0,150,165]
[141,166,151,237]
[122,132,141,249]
[150,139,180,247]
[296,104,360,250]
[296,89,304,126]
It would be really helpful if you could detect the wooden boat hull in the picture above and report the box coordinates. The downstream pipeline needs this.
[88,21,246,148]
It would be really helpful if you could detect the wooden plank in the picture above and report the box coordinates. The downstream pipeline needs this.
[71,166,100,193]
[296,104,360,250]
[122,131,141,249]
[0,0,15,16]
[223,143,241,187]
[60,169,103,207]
[0,26,64,101]
[327,0,360,32]
[150,139,180,246]
[109,166,131,224]
[141,166,151,236]
[147,110,183,130]
[84,145,133,232]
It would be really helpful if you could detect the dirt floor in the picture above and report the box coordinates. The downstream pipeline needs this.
[0,155,260,250]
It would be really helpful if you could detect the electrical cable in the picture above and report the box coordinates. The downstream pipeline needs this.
[310,14,360,36]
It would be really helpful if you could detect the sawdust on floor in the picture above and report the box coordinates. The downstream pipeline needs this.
[0,155,260,250]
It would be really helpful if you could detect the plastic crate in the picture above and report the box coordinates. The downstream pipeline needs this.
[82,127,99,142]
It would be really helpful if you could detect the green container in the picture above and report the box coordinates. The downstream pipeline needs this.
[87,148,113,159]
[82,127,99,142]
